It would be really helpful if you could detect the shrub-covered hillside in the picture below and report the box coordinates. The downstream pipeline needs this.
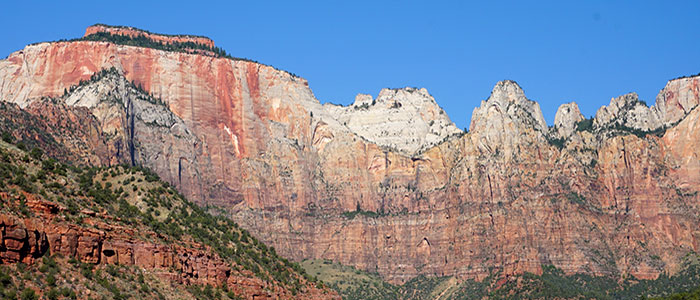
[0,135,335,299]
[303,256,700,300]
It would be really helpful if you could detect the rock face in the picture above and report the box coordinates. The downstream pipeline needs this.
[593,93,663,131]
[0,194,332,299]
[0,209,230,286]
[469,80,548,156]
[652,76,700,127]
[0,26,699,285]
[553,102,585,139]
[85,24,216,48]
[593,76,700,133]
[61,70,202,198]
[0,101,112,165]
[325,87,462,154]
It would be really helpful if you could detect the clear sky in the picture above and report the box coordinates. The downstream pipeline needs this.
[2,1,699,130]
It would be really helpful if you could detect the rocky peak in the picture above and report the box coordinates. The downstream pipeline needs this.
[469,80,548,155]
[324,87,462,155]
[651,75,700,127]
[553,102,585,138]
[591,75,700,134]
[488,80,527,105]
[85,24,215,48]
[473,80,548,132]
[593,92,640,126]
[593,93,662,132]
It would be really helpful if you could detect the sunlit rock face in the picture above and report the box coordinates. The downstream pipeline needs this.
[468,80,548,158]
[325,87,462,155]
[593,92,663,131]
[593,76,700,133]
[553,102,584,139]
[0,27,698,284]
[652,76,700,127]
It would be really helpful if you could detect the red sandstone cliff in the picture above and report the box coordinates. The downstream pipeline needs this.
[85,24,216,48]
[0,27,698,285]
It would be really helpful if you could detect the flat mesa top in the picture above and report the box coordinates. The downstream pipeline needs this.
[84,24,215,48]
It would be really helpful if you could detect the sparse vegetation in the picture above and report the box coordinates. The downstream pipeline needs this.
[609,121,667,138]
[342,207,387,219]
[0,136,324,298]
[547,136,566,150]
[301,259,400,300]
[78,32,237,60]
[66,67,167,106]
[304,256,700,300]
[70,29,301,78]
[671,72,700,81]
[353,103,370,110]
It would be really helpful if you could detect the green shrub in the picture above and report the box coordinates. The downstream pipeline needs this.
[1,132,13,144]
[29,148,42,160]
[547,137,566,150]
[20,288,38,300]
[46,288,59,300]
[576,118,594,132]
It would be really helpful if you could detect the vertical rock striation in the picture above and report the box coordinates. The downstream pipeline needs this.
[0,27,698,285]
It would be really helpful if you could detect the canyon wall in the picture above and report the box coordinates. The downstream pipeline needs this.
[0,28,698,284]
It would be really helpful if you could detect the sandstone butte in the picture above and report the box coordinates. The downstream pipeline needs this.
[0,25,698,285]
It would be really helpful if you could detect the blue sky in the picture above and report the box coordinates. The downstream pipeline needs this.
[2,1,699,129]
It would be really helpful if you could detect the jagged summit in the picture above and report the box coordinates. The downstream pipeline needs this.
[469,80,548,155]
[488,80,526,102]
[324,87,462,154]
[589,75,700,135]
[593,92,662,132]
[352,93,374,106]
[553,102,585,139]
[475,80,547,131]
[2,25,700,289]
[473,75,700,143]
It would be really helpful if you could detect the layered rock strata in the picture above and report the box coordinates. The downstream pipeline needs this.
[0,27,698,285]
[0,195,333,299]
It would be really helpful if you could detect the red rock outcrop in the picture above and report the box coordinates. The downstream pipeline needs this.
[0,194,333,299]
[0,27,698,285]
[0,101,113,164]
[85,24,216,48]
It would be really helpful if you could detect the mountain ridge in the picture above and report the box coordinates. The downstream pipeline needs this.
[0,25,698,289]
[4,25,696,135]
